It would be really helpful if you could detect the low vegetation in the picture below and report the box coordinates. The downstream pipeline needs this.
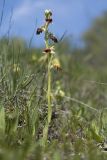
[0,10,107,160]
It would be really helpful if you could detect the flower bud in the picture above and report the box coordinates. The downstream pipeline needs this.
[12,64,20,73]
[45,9,52,17]
[52,58,61,70]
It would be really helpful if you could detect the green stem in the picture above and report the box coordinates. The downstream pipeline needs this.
[45,22,52,124]
[47,56,52,124]
[42,22,52,146]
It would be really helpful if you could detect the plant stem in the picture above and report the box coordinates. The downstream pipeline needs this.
[47,55,52,124]
[42,22,52,146]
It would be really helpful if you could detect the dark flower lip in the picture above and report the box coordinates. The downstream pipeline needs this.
[48,33,58,43]
[45,18,53,23]
[43,48,51,53]
[51,36,58,43]
[36,28,43,35]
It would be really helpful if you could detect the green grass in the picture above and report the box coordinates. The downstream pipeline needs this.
[0,37,107,160]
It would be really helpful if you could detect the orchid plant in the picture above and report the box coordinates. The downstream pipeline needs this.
[36,9,61,145]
